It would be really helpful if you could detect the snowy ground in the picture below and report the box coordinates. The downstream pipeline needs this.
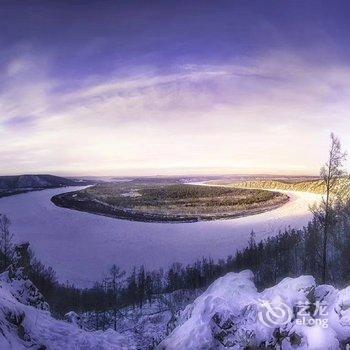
[0,187,321,287]
[0,266,133,349]
[82,289,202,349]
[2,266,350,349]
[159,271,350,349]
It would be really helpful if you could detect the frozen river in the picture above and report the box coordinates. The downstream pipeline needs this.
[0,187,321,287]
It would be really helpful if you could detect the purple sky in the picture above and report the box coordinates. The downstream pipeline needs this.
[1,1,350,176]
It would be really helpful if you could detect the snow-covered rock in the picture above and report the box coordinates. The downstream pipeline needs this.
[2,249,350,350]
[0,279,134,349]
[0,243,134,349]
[159,271,350,349]
[0,242,49,311]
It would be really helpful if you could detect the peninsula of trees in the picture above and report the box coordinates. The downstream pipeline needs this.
[51,181,289,223]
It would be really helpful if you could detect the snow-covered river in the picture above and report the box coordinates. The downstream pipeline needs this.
[0,187,321,287]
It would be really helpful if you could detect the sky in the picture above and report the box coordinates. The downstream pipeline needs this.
[1,0,350,176]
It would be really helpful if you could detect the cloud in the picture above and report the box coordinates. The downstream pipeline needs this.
[1,50,350,175]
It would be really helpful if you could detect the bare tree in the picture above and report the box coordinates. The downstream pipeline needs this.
[320,133,346,283]
[108,264,125,331]
[0,214,13,269]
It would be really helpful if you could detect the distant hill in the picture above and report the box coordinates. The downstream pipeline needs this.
[229,177,350,198]
[0,174,88,190]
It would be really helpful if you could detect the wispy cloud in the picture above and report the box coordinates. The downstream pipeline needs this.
[1,50,350,175]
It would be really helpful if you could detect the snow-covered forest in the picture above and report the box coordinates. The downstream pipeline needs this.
[2,238,350,349]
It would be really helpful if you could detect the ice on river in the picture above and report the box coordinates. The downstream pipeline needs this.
[0,187,321,287]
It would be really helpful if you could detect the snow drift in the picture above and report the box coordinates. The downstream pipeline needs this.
[159,270,350,349]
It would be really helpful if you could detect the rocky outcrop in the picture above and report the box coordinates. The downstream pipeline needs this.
[1,242,49,311]
[0,242,132,349]
[159,271,350,349]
